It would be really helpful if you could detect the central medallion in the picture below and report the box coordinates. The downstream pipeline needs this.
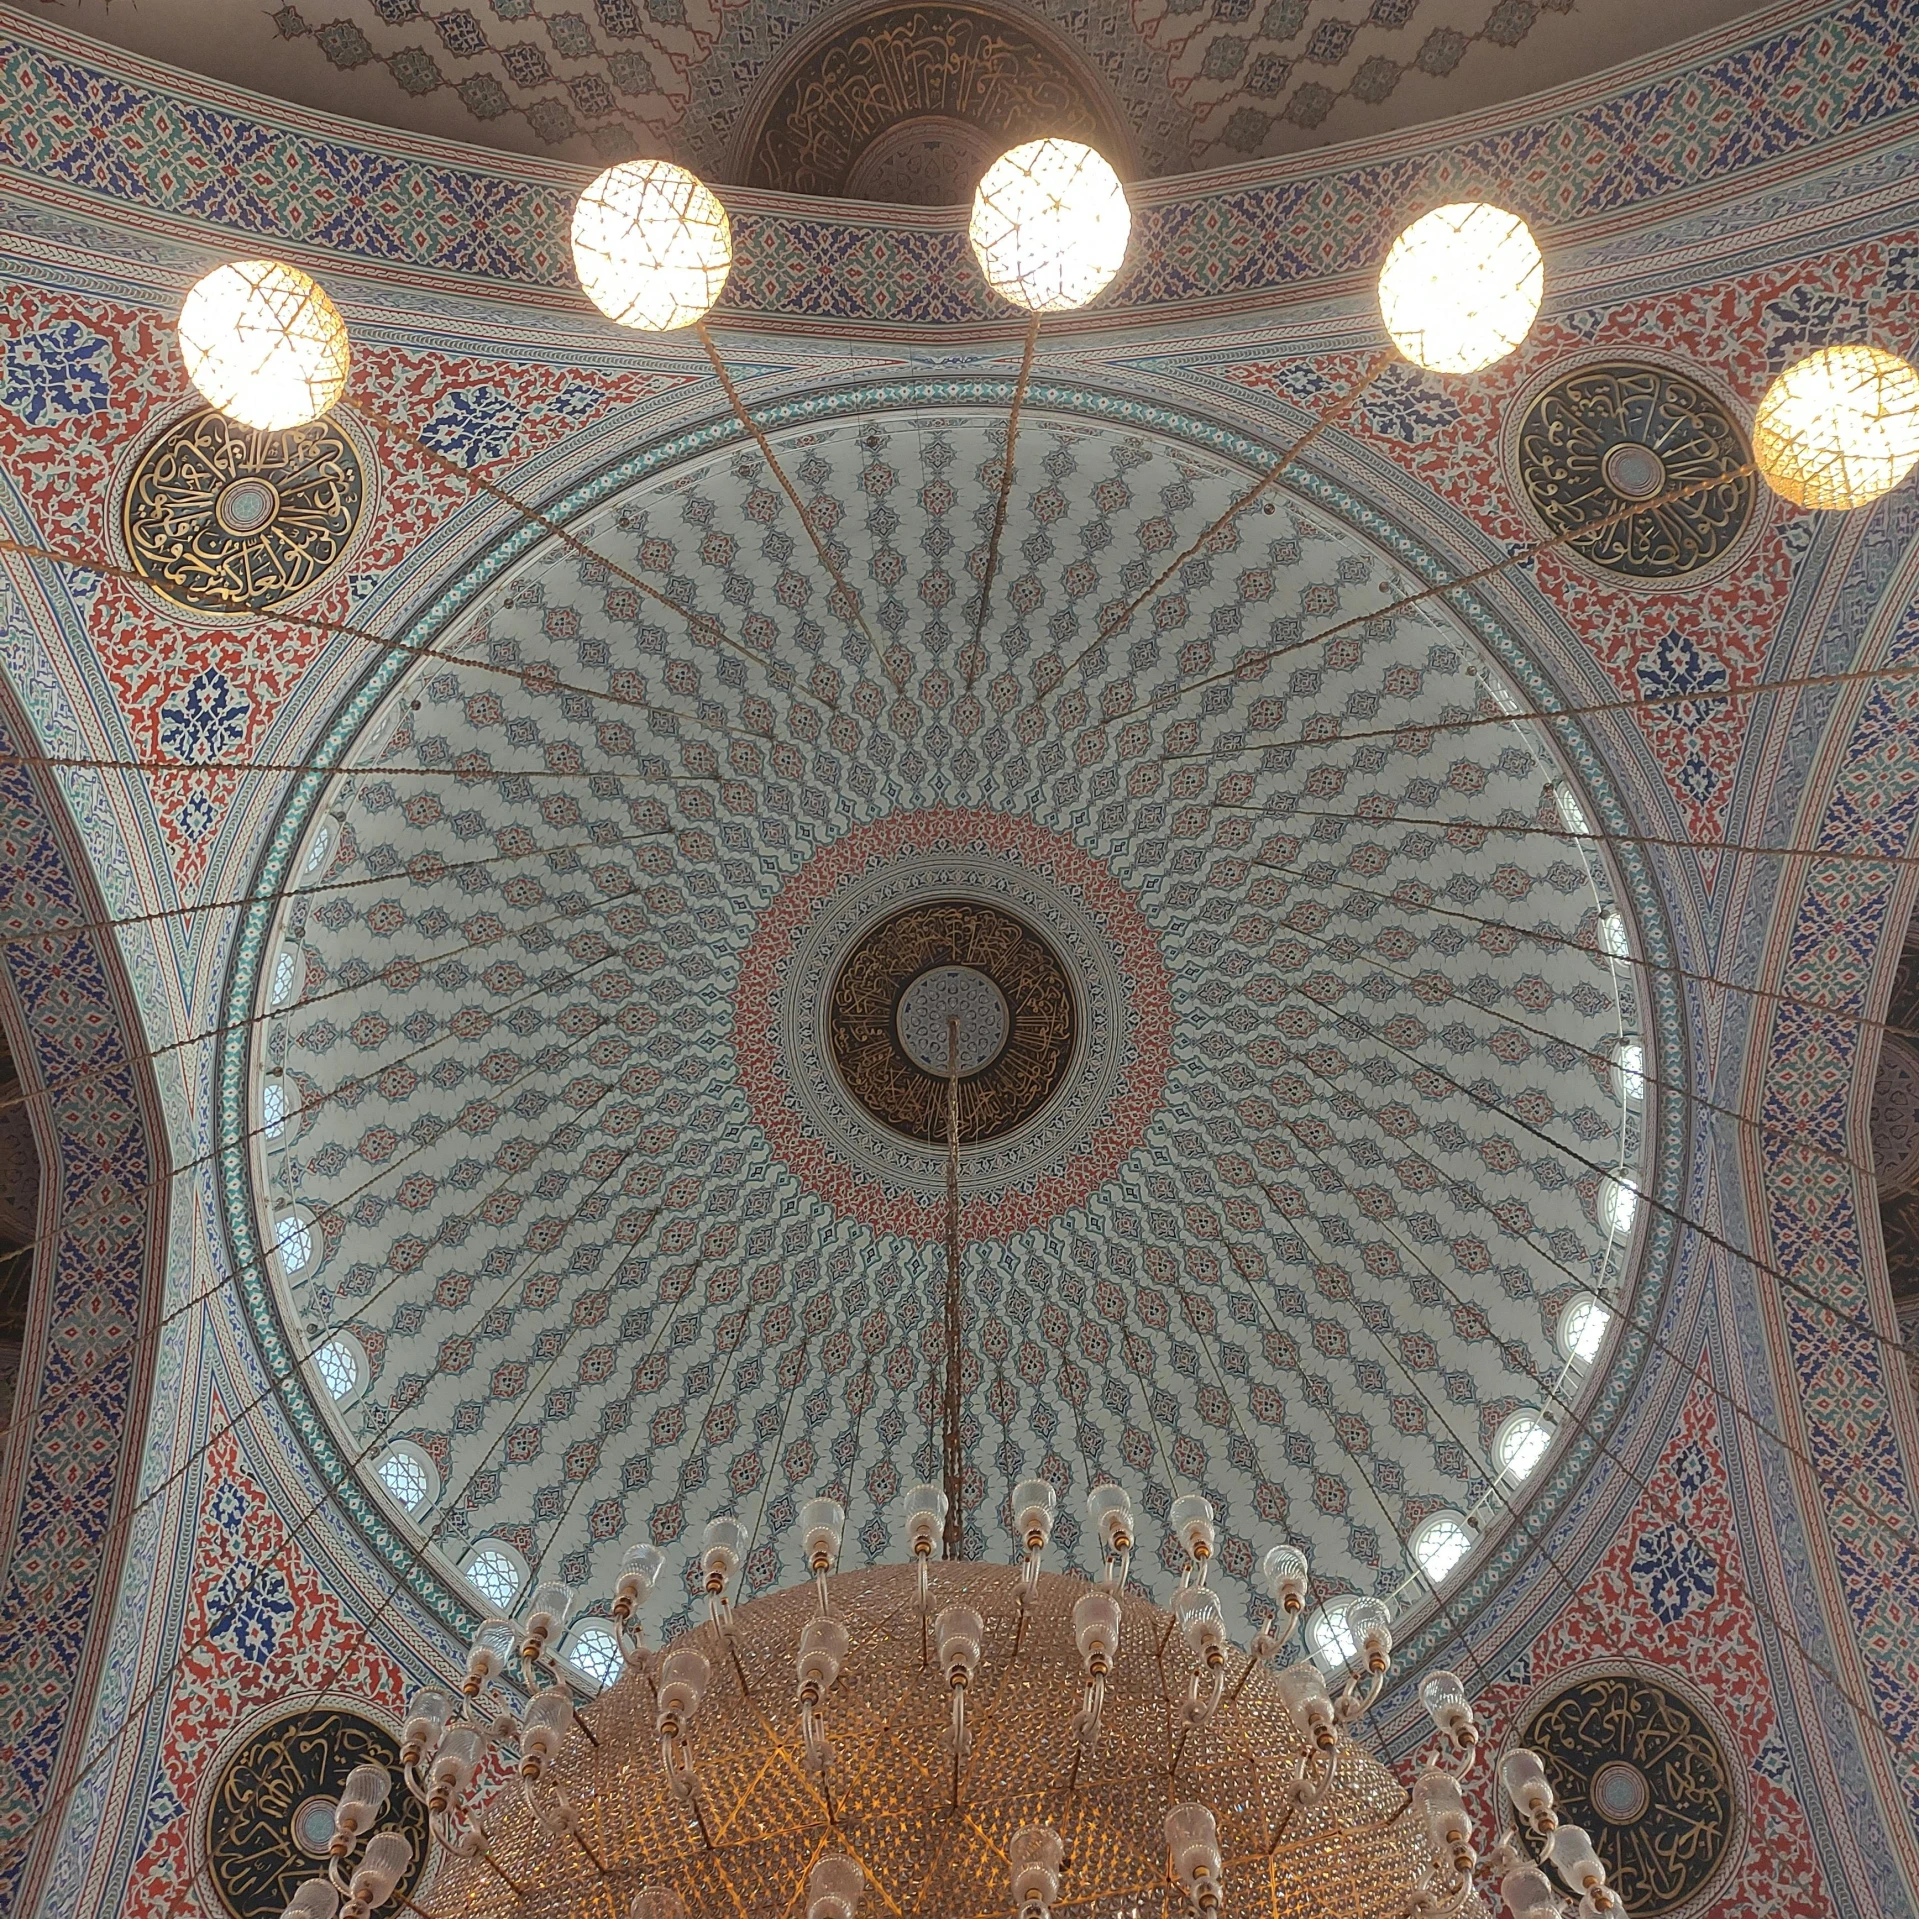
[735,807,1172,1240]
[829,901,1073,1142]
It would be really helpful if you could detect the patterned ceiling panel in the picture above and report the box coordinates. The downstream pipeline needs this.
[235,406,1648,1647]
[41,0,1763,176]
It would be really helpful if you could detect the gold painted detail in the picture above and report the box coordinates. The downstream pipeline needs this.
[1516,364,1753,579]
[427,1563,1449,1919]
[206,1709,427,1919]
[124,407,362,613]
[1521,1674,1733,1917]
[744,5,1110,203]
[829,899,1073,1143]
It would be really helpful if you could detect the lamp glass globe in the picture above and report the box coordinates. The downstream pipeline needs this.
[177,259,351,431]
[1754,343,1919,509]
[969,138,1131,314]
[1377,202,1543,375]
[572,159,733,332]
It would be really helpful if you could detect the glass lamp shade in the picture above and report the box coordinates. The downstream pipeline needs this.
[1753,344,1919,509]
[178,259,350,431]
[1377,203,1543,375]
[969,138,1131,314]
[572,160,732,332]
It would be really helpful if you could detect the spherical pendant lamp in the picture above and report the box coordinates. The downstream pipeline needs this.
[969,138,1131,314]
[1377,202,1543,375]
[177,259,351,431]
[1753,343,1919,509]
[571,159,733,332]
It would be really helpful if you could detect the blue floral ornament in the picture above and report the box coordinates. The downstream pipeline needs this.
[0,321,111,425]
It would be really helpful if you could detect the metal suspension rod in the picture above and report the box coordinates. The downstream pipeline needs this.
[942,1014,965,1560]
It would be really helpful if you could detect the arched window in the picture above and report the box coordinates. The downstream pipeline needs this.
[1600,1176,1639,1236]
[461,1539,528,1611]
[1410,1511,1472,1586]
[1614,1040,1645,1104]
[374,1442,439,1516]
[313,1332,367,1405]
[303,823,333,878]
[1307,1601,1356,1671]
[273,1206,317,1279]
[1495,1410,1551,1483]
[261,1075,289,1143]
[1559,1294,1611,1365]
[270,945,300,1007]
[565,1622,622,1691]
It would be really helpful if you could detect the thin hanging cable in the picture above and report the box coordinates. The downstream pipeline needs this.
[1060,349,1397,684]
[1256,1040,1919,1565]
[1213,836,1891,1193]
[1267,905,1915,1359]
[942,1016,965,1560]
[1081,460,1760,734]
[1246,1053,1919,1759]
[964,311,1042,693]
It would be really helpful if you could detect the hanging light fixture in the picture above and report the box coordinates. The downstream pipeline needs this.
[1752,342,1919,509]
[1377,203,1544,375]
[571,158,734,332]
[286,1487,1624,1919]
[969,138,1131,314]
[177,259,351,431]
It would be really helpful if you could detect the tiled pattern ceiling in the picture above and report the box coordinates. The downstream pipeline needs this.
[38,0,1764,176]
[247,408,1646,1642]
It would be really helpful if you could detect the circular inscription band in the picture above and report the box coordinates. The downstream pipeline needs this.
[735,807,1172,1242]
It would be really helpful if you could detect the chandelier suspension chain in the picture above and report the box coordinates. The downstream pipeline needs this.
[0,879,659,1284]
[1271,906,1915,1359]
[1225,839,1895,1197]
[1245,1078,1913,1768]
[0,1092,692,1872]
[963,311,1043,694]
[1281,1127,1919,1775]
[1059,349,1398,687]
[1080,460,1763,737]
[0,950,643,1444]
[943,1018,967,1560]
[692,323,908,699]
[1251,1043,1919,1568]
[1236,834,1919,1048]
[1209,796,1919,876]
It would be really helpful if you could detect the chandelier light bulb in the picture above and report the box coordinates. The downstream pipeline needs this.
[572,159,733,332]
[1377,203,1543,375]
[177,259,351,431]
[1753,343,1919,509]
[969,137,1131,313]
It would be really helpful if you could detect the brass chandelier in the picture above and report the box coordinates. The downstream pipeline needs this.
[283,1485,1624,1919]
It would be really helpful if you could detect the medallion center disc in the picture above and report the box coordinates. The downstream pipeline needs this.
[829,898,1073,1144]
[214,475,281,535]
[896,964,1010,1076]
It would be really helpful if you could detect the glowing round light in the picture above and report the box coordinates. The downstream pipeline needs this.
[177,260,351,431]
[571,160,732,332]
[1377,202,1543,375]
[969,138,1131,314]
[1753,343,1919,509]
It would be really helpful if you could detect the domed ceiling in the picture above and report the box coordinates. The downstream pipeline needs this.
[229,397,1651,1648]
[32,0,1765,180]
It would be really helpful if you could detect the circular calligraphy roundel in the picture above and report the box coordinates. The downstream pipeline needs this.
[123,407,364,615]
[205,1709,427,1919]
[735,806,1173,1241]
[1515,362,1754,580]
[831,900,1074,1142]
[1518,1674,1736,1917]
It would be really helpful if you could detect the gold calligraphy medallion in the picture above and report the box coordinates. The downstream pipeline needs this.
[1515,363,1753,580]
[124,407,363,614]
[829,899,1075,1142]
